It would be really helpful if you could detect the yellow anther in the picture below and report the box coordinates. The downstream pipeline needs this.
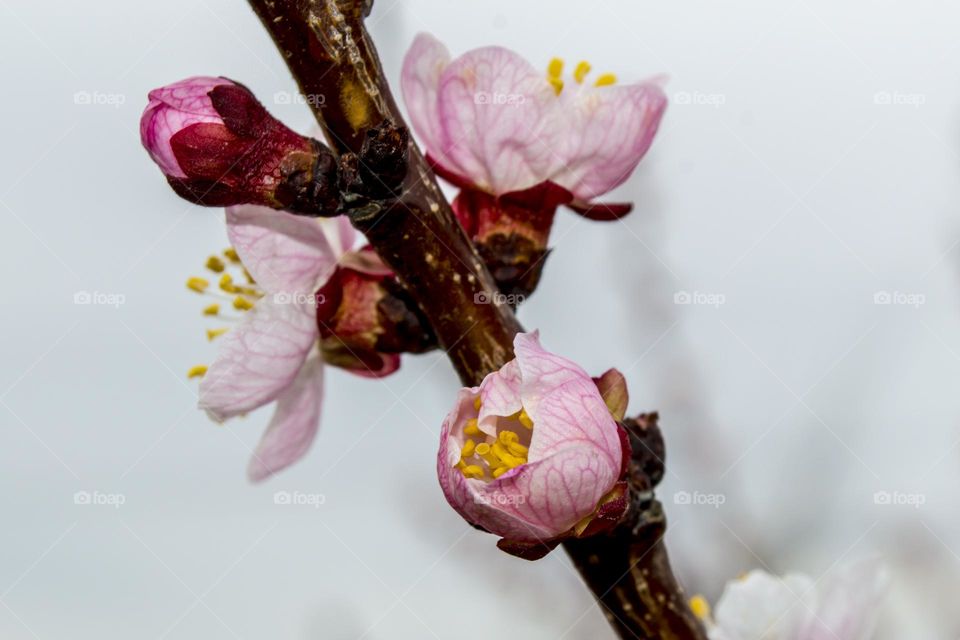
[455,459,466,470]
[206,256,225,273]
[462,465,485,479]
[492,442,524,468]
[492,466,509,479]
[547,57,564,79]
[689,595,711,621]
[498,431,519,445]
[219,273,237,293]
[187,365,208,379]
[507,441,529,457]
[223,247,240,263]
[203,303,220,316]
[574,61,592,84]
[243,267,256,284]
[548,77,564,95]
[186,277,210,293]
[461,439,476,459]
[473,396,482,411]
[233,296,255,311]
[518,409,533,429]
[475,442,491,456]
[206,327,229,341]
[464,418,482,437]
[594,73,617,87]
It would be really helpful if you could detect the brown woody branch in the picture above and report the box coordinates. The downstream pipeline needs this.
[245,1,706,638]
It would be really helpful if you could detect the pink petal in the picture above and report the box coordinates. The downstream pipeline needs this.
[247,354,325,482]
[199,298,318,421]
[140,76,233,178]
[551,82,667,201]
[514,332,621,470]
[337,247,392,277]
[401,33,451,159]
[477,358,522,436]
[436,46,563,194]
[321,215,357,259]
[226,205,341,294]
[797,559,888,640]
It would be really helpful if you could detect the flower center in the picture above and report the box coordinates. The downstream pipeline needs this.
[456,396,533,480]
[546,58,617,96]
[184,247,264,379]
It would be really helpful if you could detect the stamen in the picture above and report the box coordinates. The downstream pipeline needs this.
[473,396,482,411]
[187,365,208,379]
[594,73,617,87]
[187,277,210,293]
[462,465,485,479]
[223,247,240,263]
[518,409,533,429]
[689,595,711,621]
[464,418,482,436]
[574,61,592,84]
[233,296,255,311]
[203,303,220,316]
[492,466,509,478]
[547,57,565,96]
[206,256,226,273]
[461,439,476,459]
[506,441,528,457]
[547,57,564,79]
[206,327,229,341]
[219,273,237,293]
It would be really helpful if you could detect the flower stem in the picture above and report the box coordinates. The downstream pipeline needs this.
[245,1,706,637]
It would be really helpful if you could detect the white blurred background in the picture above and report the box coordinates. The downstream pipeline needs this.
[2,0,959,638]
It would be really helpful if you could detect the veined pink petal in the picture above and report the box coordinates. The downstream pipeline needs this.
[247,353,325,482]
[401,33,451,160]
[140,76,234,178]
[514,332,621,468]
[199,298,318,421]
[321,215,357,260]
[337,247,392,277]
[436,46,563,194]
[226,205,341,294]
[551,82,667,201]
[477,358,522,436]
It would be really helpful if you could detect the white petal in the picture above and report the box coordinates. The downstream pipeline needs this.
[714,570,814,639]
[199,298,318,421]
[226,205,340,294]
[247,353,325,482]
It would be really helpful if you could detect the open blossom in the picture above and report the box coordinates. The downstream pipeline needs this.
[140,77,338,214]
[401,33,666,295]
[696,560,888,640]
[437,332,627,557]
[195,207,398,481]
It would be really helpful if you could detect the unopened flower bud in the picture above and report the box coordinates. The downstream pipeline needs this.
[437,332,628,559]
[140,77,339,215]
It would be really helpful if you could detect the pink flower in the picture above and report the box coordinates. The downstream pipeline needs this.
[437,332,626,555]
[199,206,394,482]
[401,33,667,217]
[140,76,235,179]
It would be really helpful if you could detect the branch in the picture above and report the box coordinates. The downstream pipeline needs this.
[245,1,706,637]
